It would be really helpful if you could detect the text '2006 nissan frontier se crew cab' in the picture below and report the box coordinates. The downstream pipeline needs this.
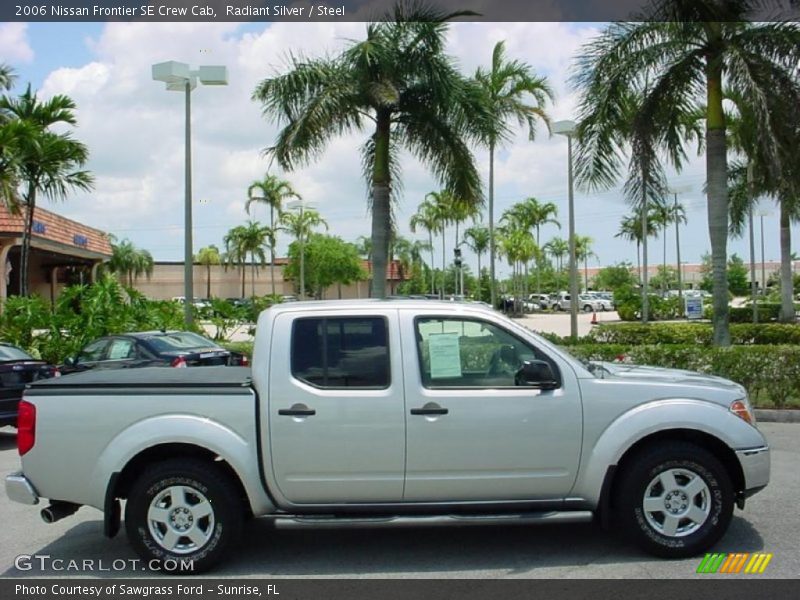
[6,300,770,572]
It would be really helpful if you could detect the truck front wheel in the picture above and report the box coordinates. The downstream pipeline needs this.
[616,442,733,558]
[125,458,243,573]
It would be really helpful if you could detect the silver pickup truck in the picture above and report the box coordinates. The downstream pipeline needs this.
[5,300,769,572]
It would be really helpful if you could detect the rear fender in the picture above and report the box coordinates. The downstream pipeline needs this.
[91,415,274,515]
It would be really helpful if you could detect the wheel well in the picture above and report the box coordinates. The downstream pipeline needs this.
[111,443,251,516]
[607,429,745,509]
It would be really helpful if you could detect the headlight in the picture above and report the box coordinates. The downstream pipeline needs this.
[730,398,756,425]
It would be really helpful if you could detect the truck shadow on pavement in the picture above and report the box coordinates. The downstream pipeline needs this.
[3,515,765,578]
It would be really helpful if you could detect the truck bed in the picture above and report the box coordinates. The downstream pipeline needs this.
[25,366,253,394]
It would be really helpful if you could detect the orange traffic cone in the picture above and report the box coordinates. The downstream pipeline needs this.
[591,310,598,325]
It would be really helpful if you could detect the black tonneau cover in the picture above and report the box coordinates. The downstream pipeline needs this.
[25,366,252,395]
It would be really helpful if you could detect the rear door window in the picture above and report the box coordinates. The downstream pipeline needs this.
[291,317,389,389]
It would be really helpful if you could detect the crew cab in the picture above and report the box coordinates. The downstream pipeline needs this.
[5,300,769,572]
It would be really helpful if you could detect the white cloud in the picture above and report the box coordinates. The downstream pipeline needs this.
[25,20,798,272]
[0,23,34,63]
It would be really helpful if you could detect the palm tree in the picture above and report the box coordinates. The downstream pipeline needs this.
[616,211,658,284]
[575,235,595,291]
[572,5,800,344]
[727,91,800,323]
[0,64,16,205]
[253,2,487,299]
[108,238,154,287]
[409,198,443,295]
[196,245,221,299]
[0,64,15,91]
[425,190,456,296]
[223,225,249,298]
[474,40,553,308]
[497,223,536,314]
[544,237,569,274]
[239,221,272,297]
[245,174,300,296]
[0,86,93,295]
[464,225,490,299]
[280,208,328,297]
[512,197,559,294]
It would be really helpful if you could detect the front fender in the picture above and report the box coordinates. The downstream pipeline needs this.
[90,415,274,515]
[571,398,767,505]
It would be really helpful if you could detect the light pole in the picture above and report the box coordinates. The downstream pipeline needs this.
[287,200,312,299]
[553,120,578,340]
[152,61,228,326]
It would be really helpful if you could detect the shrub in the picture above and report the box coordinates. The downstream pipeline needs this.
[588,322,800,345]
[565,343,800,408]
[221,341,254,359]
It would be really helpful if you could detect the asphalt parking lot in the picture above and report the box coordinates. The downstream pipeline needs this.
[0,422,797,579]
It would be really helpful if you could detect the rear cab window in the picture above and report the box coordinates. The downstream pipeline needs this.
[291,316,390,389]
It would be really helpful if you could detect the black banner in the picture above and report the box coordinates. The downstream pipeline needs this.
[3,579,800,600]
[2,0,800,23]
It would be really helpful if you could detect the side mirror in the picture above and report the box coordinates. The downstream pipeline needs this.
[515,360,559,390]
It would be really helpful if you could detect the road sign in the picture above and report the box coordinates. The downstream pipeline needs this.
[685,296,704,320]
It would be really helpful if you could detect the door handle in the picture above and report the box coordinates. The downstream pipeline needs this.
[278,404,316,417]
[410,404,448,416]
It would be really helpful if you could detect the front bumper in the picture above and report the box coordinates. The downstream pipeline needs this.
[5,471,39,505]
[736,445,770,496]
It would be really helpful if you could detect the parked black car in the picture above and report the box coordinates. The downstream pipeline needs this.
[0,343,60,427]
[59,331,248,375]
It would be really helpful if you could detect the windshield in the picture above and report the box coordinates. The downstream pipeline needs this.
[0,345,34,361]
[144,332,220,353]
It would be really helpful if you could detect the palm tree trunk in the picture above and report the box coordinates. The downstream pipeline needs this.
[441,230,446,298]
[370,112,392,299]
[270,206,276,296]
[429,231,435,294]
[20,188,36,297]
[206,264,211,299]
[706,44,731,345]
[251,252,256,297]
[536,226,542,295]
[663,227,667,294]
[636,241,641,284]
[584,255,589,291]
[476,252,482,300]
[488,141,496,307]
[779,201,795,322]
[241,265,245,298]
[641,168,650,323]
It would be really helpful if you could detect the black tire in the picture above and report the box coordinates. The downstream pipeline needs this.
[615,442,733,558]
[583,305,593,312]
[125,458,244,574]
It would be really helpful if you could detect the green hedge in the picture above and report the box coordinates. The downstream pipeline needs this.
[565,343,800,408]
[587,322,800,345]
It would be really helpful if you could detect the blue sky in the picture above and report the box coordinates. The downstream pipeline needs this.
[2,21,796,276]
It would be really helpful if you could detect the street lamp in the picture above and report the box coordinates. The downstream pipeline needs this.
[286,200,312,299]
[553,120,578,340]
[152,61,228,326]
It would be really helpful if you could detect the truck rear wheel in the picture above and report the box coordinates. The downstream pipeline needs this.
[616,442,733,558]
[125,458,243,573]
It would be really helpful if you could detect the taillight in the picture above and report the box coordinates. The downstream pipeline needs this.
[18,400,36,456]
[171,357,187,368]
[51,367,61,378]
[241,355,249,367]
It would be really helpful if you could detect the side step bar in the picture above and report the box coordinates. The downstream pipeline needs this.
[272,511,594,530]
